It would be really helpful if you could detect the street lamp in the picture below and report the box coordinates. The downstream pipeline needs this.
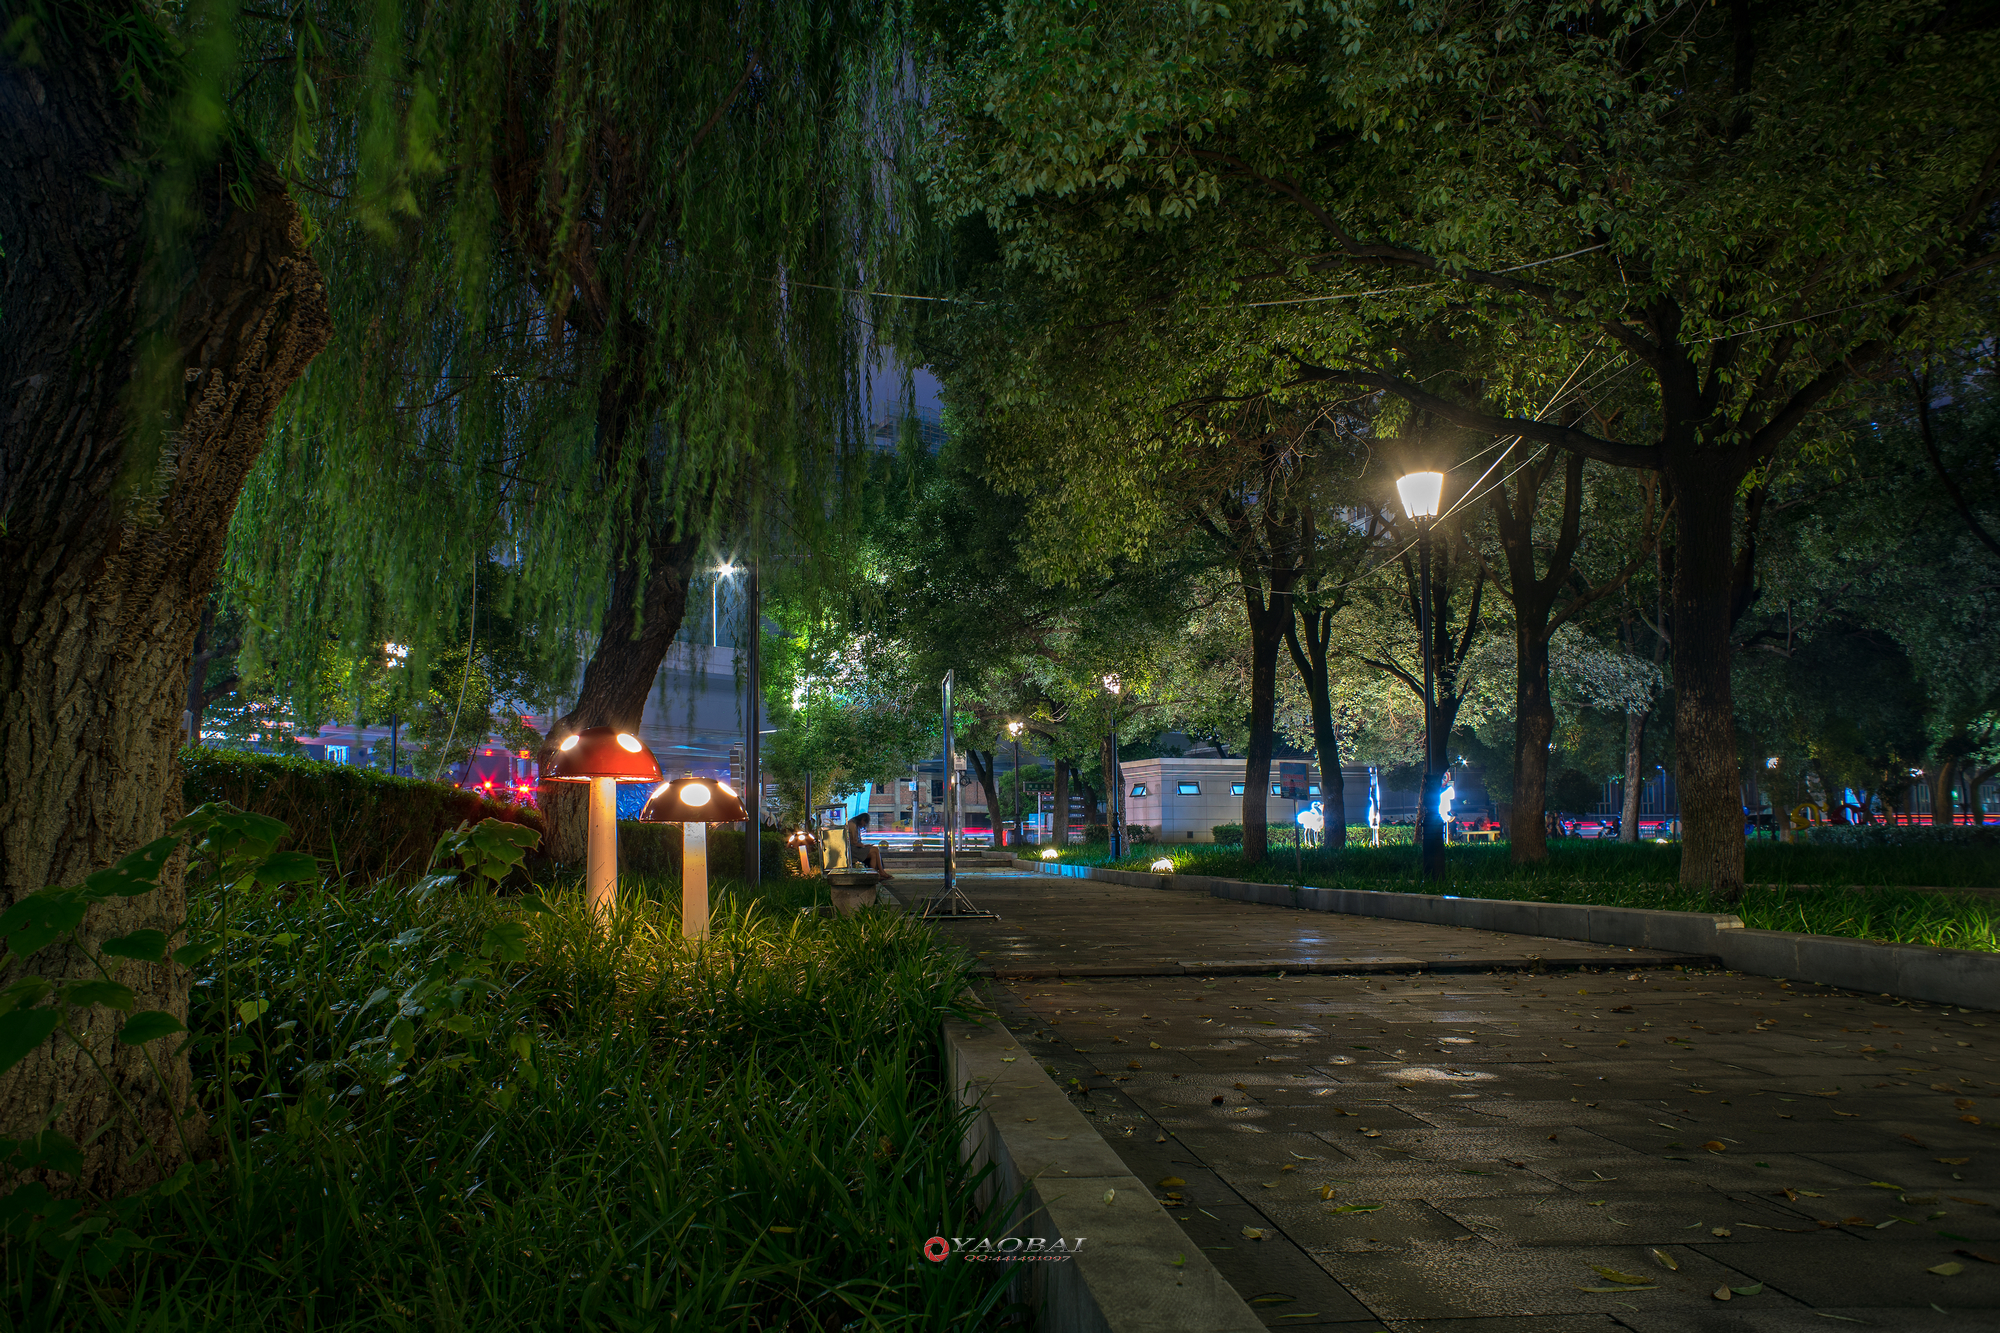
[1396,470,1445,882]
[1102,674,1123,861]
[1007,721,1025,848]
[543,727,663,915]
[639,775,749,939]
[712,562,739,647]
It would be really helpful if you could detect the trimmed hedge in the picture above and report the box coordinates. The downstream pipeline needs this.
[615,823,790,883]
[181,747,541,882]
[1800,823,2000,849]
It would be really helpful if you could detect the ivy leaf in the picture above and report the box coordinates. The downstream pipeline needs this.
[80,837,181,899]
[253,851,319,887]
[0,977,54,1018]
[171,938,221,969]
[61,980,136,1012]
[118,1010,186,1045]
[100,929,169,963]
[0,1010,61,1076]
[479,921,530,963]
[0,889,89,959]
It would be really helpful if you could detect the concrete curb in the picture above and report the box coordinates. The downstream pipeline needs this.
[942,1007,1262,1333]
[1005,857,1997,1011]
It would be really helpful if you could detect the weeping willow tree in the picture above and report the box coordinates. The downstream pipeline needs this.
[1,0,919,1194]
[223,0,919,854]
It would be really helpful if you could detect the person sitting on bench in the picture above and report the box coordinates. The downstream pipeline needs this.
[843,811,894,880]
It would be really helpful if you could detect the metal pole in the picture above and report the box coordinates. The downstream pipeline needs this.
[941,670,956,898]
[1417,517,1442,881]
[1013,734,1022,846]
[744,561,761,886]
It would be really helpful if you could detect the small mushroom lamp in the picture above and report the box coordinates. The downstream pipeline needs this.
[786,826,815,876]
[639,776,749,939]
[542,727,661,915]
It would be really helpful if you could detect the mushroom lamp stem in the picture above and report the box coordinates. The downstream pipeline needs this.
[588,776,619,915]
[683,821,709,939]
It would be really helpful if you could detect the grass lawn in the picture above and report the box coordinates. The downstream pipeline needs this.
[8,868,1015,1331]
[1037,839,2000,953]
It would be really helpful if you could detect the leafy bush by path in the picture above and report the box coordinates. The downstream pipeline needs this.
[1044,839,2000,952]
[181,746,538,882]
[1209,823,1412,847]
[4,833,1015,1330]
[616,821,790,882]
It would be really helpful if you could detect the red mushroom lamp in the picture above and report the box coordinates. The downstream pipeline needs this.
[542,727,662,915]
[639,775,748,939]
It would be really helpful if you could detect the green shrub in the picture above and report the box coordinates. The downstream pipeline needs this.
[181,747,539,882]
[616,823,790,881]
[1800,823,2000,849]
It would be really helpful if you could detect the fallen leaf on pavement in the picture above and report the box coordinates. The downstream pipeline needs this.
[1149,1041,1161,1049]
[1928,1262,1964,1276]
[1731,1284,1765,1296]
[1956,1249,2000,1265]
[1157,1176,1185,1189]
[1578,1285,1655,1293]
[1318,1184,1335,1200]
[1937,1158,1971,1166]
[1242,1226,1266,1240]
[1703,1141,1727,1152]
[1713,1287,1733,1301]
[1359,1128,1382,1138]
[1651,1249,1679,1270]
[1591,1266,1653,1285]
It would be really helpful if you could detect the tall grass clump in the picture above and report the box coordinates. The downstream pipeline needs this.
[5,832,1015,1330]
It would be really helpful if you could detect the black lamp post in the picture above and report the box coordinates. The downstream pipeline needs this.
[1397,470,1445,882]
[1102,674,1123,860]
[1007,721,1024,847]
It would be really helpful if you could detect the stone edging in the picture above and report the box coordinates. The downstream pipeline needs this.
[999,855,1996,1011]
[941,1005,1263,1333]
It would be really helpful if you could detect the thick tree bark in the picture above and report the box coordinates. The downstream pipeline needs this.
[1285,609,1346,850]
[1051,756,1070,846]
[1666,463,1749,894]
[1930,759,1959,830]
[537,525,702,863]
[1512,633,1556,865]
[1238,559,1297,866]
[0,41,330,1194]
[966,747,1002,847]
[1620,707,1650,842]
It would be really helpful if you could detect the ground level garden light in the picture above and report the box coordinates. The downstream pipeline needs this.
[543,727,662,914]
[640,776,749,939]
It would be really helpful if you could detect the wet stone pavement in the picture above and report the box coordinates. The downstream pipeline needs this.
[924,870,2000,1330]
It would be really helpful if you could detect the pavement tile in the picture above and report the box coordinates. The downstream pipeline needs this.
[941,870,1998,1323]
[1309,1238,1794,1320]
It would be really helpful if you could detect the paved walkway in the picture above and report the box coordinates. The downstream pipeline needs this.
[920,869,2000,1330]
[922,868,1698,978]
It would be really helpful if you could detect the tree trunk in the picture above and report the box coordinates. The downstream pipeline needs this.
[0,39,330,1194]
[966,747,1002,847]
[1099,733,1120,846]
[1511,630,1555,865]
[1285,611,1346,850]
[1071,763,1101,832]
[1930,759,1958,830]
[1239,569,1294,866]
[1664,463,1749,897]
[537,526,702,862]
[1619,707,1649,842]
[1052,756,1070,846]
